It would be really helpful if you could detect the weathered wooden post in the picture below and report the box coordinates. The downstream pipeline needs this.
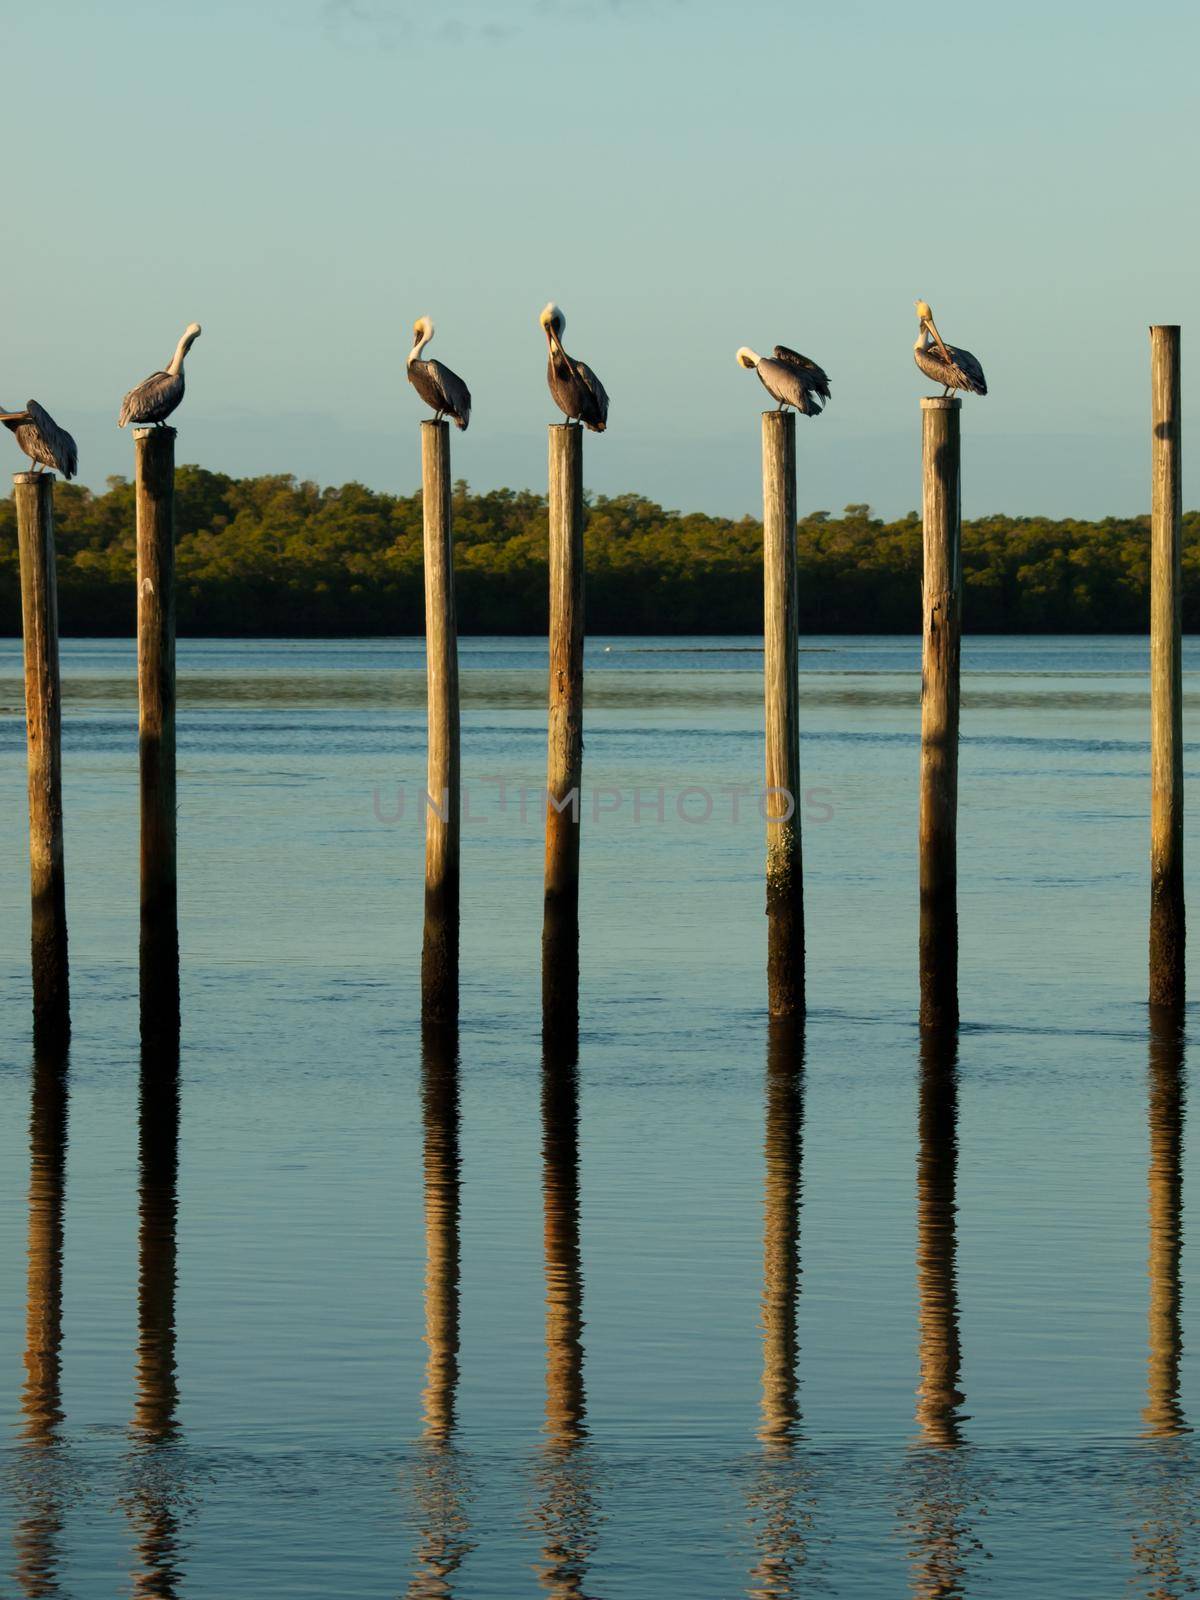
[135,427,179,1028]
[420,421,461,1021]
[14,472,69,1043]
[762,410,803,1017]
[543,424,585,1022]
[919,398,962,1030]
[1149,327,1184,1009]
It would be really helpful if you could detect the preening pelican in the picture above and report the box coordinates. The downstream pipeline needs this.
[913,301,987,397]
[0,400,78,478]
[406,316,471,430]
[539,303,608,432]
[118,323,202,428]
[736,345,830,417]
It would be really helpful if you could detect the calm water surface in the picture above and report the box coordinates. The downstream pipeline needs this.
[0,634,1197,1598]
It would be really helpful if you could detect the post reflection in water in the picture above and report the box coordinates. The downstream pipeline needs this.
[127,1009,186,1599]
[406,1018,474,1599]
[914,1027,964,1451]
[745,1016,816,1600]
[903,1025,983,1600]
[1144,1007,1188,1441]
[13,1044,70,1598]
[1130,1008,1197,1598]
[533,994,602,1599]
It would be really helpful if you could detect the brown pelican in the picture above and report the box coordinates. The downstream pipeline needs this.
[406,316,471,430]
[913,301,987,397]
[539,303,608,432]
[736,345,831,416]
[0,401,78,478]
[118,323,202,428]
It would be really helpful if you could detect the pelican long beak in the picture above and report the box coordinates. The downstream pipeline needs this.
[923,317,952,365]
[0,410,29,422]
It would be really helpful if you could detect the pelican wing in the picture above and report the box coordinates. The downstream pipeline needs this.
[573,359,609,431]
[25,400,78,479]
[946,343,987,396]
[119,370,184,428]
[772,345,831,398]
[427,359,472,431]
[756,358,827,417]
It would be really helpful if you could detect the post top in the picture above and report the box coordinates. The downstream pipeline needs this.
[920,397,962,410]
[12,471,51,484]
[549,420,582,430]
[1149,324,1181,334]
[133,425,177,440]
[420,417,449,429]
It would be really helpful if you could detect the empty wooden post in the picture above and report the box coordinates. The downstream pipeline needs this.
[135,428,179,1028]
[762,410,803,1017]
[420,421,461,1020]
[14,472,69,1042]
[919,398,962,1030]
[1150,326,1184,1008]
[543,424,585,1018]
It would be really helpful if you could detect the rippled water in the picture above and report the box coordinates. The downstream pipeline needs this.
[0,634,1196,1597]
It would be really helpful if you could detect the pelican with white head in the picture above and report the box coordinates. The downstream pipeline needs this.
[541,301,608,432]
[913,301,987,398]
[119,321,204,428]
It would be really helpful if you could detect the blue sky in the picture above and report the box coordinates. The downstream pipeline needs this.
[1,0,1195,516]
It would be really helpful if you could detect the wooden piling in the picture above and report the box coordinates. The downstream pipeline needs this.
[543,424,585,1017]
[919,398,962,1030]
[14,472,69,1042]
[420,421,461,1021]
[1149,327,1184,1008]
[762,410,803,1017]
[135,428,179,1027]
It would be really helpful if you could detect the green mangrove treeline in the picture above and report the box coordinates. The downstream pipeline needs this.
[0,467,1196,635]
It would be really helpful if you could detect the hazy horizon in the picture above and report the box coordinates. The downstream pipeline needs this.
[2,0,1195,520]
